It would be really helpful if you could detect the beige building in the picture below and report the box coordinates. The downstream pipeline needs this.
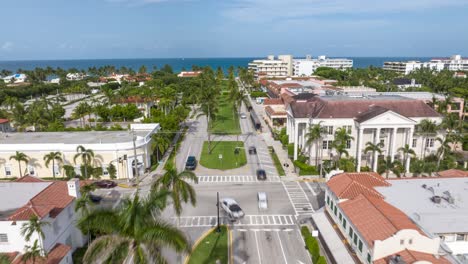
[0,124,160,180]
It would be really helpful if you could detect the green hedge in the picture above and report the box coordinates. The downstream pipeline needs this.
[316,256,327,264]
[294,161,319,175]
[268,147,285,176]
[287,143,294,157]
[301,226,321,263]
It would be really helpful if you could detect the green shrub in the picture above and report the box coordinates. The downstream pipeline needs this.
[287,143,294,157]
[250,91,268,98]
[280,134,289,146]
[294,161,319,175]
[360,166,371,172]
[301,226,321,263]
[316,256,327,264]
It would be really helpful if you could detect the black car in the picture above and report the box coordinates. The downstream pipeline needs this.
[95,180,117,189]
[185,156,197,170]
[248,146,257,155]
[256,169,267,180]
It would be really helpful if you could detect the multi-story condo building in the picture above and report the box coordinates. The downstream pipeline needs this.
[293,55,353,76]
[286,94,443,172]
[325,172,454,264]
[0,123,160,180]
[383,55,468,74]
[248,55,293,79]
[0,177,87,263]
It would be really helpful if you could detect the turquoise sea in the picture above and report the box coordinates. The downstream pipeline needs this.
[0,57,432,73]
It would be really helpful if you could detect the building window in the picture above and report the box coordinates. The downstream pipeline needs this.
[4,166,11,177]
[367,253,371,263]
[349,228,354,238]
[380,139,385,146]
[334,206,337,216]
[426,138,435,148]
[353,234,358,245]
[325,126,333,135]
[339,213,342,221]
[0,233,8,243]
[322,140,332,150]
[28,165,35,176]
[412,138,417,148]
[342,219,347,229]
[456,234,465,241]
[102,166,109,177]
[400,239,404,245]
[408,239,413,244]
[326,196,330,205]
[53,164,60,176]
[358,240,363,252]
[346,140,351,149]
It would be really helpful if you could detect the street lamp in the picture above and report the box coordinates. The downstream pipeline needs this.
[132,130,139,187]
[216,192,221,233]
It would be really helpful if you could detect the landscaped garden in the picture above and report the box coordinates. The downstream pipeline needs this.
[200,141,247,170]
[187,226,229,264]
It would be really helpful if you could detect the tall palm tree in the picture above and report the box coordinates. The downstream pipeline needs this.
[43,151,62,179]
[75,184,97,247]
[21,240,46,264]
[364,142,384,171]
[332,127,354,158]
[74,145,95,179]
[20,215,50,254]
[9,151,29,177]
[77,191,190,263]
[152,134,170,162]
[397,144,416,177]
[435,137,452,170]
[152,163,198,216]
[304,122,326,165]
[417,119,438,158]
[378,156,403,178]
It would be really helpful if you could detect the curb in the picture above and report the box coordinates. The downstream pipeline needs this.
[183,227,217,264]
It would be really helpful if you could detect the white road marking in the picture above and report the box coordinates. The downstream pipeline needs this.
[276,231,289,264]
[175,214,296,227]
[253,230,263,264]
[282,182,314,216]
[195,175,280,183]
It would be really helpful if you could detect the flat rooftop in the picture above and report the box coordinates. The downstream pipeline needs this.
[270,80,324,88]
[376,178,468,234]
[320,95,413,101]
[0,130,149,144]
[0,182,51,219]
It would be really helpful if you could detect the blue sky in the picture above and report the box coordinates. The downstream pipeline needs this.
[1,0,468,60]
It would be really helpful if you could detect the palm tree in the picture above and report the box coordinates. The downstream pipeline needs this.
[332,127,354,158]
[304,122,326,165]
[75,184,97,247]
[9,151,29,177]
[20,215,50,254]
[74,145,95,179]
[21,240,46,264]
[378,156,403,178]
[43,151,62,179]
[364,142,384,172]
[417,119,438,158]
[152,134,171,162]
[152,163,198,216]
[423,162,437,177]
[77,191,190,263]
[435,137,452,170]
[397,144,416,177]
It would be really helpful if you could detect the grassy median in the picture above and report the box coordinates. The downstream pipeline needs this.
[187,226,229,264]
[200,141,246,170]
[268,146,286,176]
[211,88,241,135]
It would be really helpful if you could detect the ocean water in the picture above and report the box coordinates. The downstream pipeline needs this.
[0,57,432,73]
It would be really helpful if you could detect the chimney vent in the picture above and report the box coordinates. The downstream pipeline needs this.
[67,179,81,198]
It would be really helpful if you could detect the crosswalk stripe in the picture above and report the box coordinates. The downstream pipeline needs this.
[174,214,296,227]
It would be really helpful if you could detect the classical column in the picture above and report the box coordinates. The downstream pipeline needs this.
[294,121,299,161]
[406,127,414,173]
[373,127,381,172]
[390,127,398,162]
[286,115,290,136]
[356,127,364,172]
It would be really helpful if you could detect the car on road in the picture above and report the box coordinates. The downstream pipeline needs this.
[240,113,247,119]
[257,192,268,210]
[221,198,245,219]
[256,169,267,180]
[185,156,197,170]
[95,180,117,189]
[248,146,257,155]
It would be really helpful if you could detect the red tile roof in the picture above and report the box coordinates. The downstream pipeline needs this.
[374,249,450,264]
[340,194,421,246]
[11,243,71,264]
[263,98,283,105]
[265,106,287,116]
[0,118,9,124]
[7,181,85,221]
[437,169,468,178]
[14,175,46,183]
[327,172,390,200]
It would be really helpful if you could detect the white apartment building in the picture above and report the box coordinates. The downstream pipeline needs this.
[248,55,293,79]
[0,178,87,263]
[383,55,468,74]
[293,55,353,76]
[0,123,160,180]
[286,95,444,172]
[2,74,27,84]
[325,172,453,264]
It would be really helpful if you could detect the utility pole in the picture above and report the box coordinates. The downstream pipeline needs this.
[132,130,139,187]
[216,192,221,232]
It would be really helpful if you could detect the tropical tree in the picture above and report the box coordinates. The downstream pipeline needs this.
[74,145,95,179]
[378,156,403,178]
[435,137,452,170]
[364,142,384,171]
[20,215,50,254]
[197,83,219,153]
[21,240,46,264]
[75,183,97,247]
[9,151,29,177]
[332,127,354,158]
[152,133,171,161]
[43,151,62,179]
[152,163,198,216]
[423,162,437,177]
[304,122,326,165]
[417,119,438,158]
[77,191,190,263]
[397,144,416,177]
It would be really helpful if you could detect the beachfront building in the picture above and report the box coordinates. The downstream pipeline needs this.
[0,177,87,263]
[0,123,160,180]
[293,55,353,76]
[115,96,156,118]
[177,71,202,78]
[286,95,444,172]
[325,172,453,264]
[2,74,27,84]
[248,55,293,79]
[392,78,422,90]
[66,73,86,81]
[0,119,12,133]
[383,55,468,74]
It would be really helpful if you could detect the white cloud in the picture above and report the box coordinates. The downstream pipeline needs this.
[222,0,468,22]
[1,41,13,51]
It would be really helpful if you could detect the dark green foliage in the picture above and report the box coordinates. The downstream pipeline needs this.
[301,226,322,263]
[250,91,268,98]
[294,161,319,175]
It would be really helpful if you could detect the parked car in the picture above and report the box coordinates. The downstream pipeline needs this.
[240,113,247,119]
[256,169,267,180]
[248,146,257,155]
[89,194,103,203]
[185,156,197,170]
[257,192,268,210]
[95,180,117,189]
[221,198,245,219]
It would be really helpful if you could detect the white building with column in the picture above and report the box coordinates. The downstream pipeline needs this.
[286,95,443,172]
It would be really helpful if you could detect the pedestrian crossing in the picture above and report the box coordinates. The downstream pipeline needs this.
[282,182,314,216]
[174,214,296,227]
[195,175,281,183]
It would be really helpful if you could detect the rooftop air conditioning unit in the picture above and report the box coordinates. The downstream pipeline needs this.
[431,196,442,204]
[388,254,406,264]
